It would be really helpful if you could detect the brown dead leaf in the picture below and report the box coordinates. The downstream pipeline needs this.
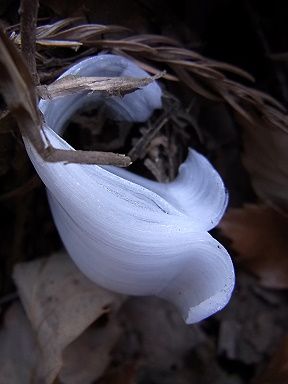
[13,252,124,384]
[0,300,121,384]
[219,204,288,288]
[239,115,288,213]
[59,316,122,384]
[119,297,207,371]
[253,336,288,384]
[97,362,138,384]
[0,303,38,384]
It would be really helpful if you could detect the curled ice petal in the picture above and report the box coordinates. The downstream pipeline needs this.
[23,54,235,324]
[104,149,228,231]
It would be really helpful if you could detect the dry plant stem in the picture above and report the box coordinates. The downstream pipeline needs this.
[37,73,163,99]
[19,0,39,85]
[128,116,169,162]
[143,158,165,182]
[43,148,131,166]
[0,30,132,167]
[0,29,43,151]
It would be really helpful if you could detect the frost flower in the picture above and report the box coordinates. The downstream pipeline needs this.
[23,54,235,324]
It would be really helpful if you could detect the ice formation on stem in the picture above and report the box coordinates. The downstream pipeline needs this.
[24,54,235,324]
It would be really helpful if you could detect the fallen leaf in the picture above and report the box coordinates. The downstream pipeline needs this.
[119,297,207,370]
[115,297,241,384]
[97,362,138,384]
[240,116,288,213]
[59,315,122,384]
[0,303,38,384]
[217,274,285,365]
[13,252,124,384]
[219,204,288,288]
[0,301,121,384]
[253,336,288,384]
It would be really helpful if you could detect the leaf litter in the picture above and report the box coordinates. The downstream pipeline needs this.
[219,204,288,289]
[11,252,123,384]
[1,1,288,384]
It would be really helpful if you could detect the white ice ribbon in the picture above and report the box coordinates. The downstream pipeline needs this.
[24,54,234,324]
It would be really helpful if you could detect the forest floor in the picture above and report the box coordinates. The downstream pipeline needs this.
[0,1,288,383]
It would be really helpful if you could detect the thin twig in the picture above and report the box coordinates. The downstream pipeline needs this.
[42,146,132,166]
[128,116,169,161]
[37,72,164,99]
[19,0,39,85]
[0,29,134,167]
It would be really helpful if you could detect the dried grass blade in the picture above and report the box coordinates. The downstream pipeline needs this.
[52,24,127,40]
[112,50,178,81]
[162,59,225,80]
[134,61,178,81]
[156,46,203,60]
[264,108,288,133]
[171,65,221,101]
[85,39,158,54]
[36,39,82,48]
[206,61,254,82]
[10,18,287,145]
[124,34,180,46]
[220,88,254,123]
[36,18,81,39]
[253,89,287,112]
